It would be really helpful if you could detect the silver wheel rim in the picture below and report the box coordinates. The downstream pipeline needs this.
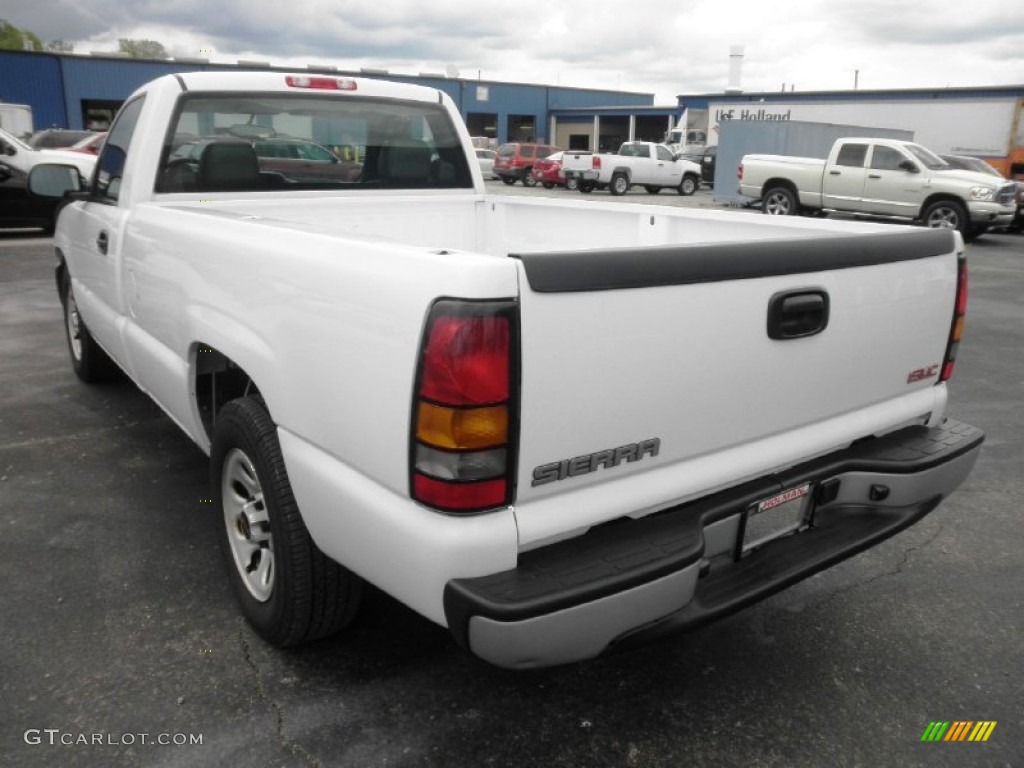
[66,287,83,361]
[222,447,274,602]
[927,207,959,229]
[614,177,627,194]
[682,178,695,194]
[765,192,792,215]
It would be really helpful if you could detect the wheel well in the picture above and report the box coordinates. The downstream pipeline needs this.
[193,345,262,441]
[55,248,67,301]
[919,194,966,219]
[611,167,632,181]
[761,178,797,198]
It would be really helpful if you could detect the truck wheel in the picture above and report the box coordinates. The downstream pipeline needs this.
[542,182,554,189]
[522,170,537,187]
[566,177,579,191]
[763,186,798,215]
[61,271,115,383]
[501,177,516,186]
[213,397,362,646]
[610,173,630,196]
[644,185,661,195]
[678,175,699,196]
[579,182,595,194]
[923,200,968,233]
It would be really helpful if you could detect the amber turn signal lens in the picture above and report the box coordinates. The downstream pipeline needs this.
[416,402,508,450]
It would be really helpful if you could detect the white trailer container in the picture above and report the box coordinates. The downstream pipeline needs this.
[0,102,33,139]
[705,96,1024,175]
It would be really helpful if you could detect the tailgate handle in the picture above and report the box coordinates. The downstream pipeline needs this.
[768,290,830,340]
[96,230,109,255]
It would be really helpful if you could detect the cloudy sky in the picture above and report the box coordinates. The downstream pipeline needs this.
[2,0,1021,102]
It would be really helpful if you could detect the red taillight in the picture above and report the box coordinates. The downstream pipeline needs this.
[737,163,744,180]
[419,316,509,405]
[592,155,602,170]
[940,255,968,382]
[413,475,507,511]
[411,300,518,513]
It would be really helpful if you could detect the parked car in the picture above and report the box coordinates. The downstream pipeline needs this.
[700,145,717,186]
[493,142,559,186]
[0,126,96,231]
[562,141,701,195]
[27,128,93,150]
[740,138,1016,238]
[1013,183,1024,233]
[170,136,362,184]
[475,148,497,179]
[530,151,572,189]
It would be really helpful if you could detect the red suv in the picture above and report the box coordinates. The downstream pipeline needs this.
[493,142,559,186]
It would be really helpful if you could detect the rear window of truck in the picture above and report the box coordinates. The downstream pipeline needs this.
[155,93,473,193]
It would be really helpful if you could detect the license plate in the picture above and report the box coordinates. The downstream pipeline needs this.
[741,483,813,555]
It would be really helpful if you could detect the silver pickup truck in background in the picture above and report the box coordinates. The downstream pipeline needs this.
[738,137,1017,239]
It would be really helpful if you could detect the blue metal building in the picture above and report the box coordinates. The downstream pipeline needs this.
[0,50,654,145]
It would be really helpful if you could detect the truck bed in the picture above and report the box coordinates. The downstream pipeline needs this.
[126,193,960,556]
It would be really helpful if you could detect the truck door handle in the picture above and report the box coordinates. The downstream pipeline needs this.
[828,170,841,176]
[767,290,830,339]
[868,173,882,179]
[96,231,109,255]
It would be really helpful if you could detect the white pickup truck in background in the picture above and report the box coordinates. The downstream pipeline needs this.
[738,137,1017,239]
[561,141,702,195]
[30,71,983,669]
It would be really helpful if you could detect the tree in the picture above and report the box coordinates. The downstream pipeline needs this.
[0,19,43,51]
[45,39,74,53]
[118,38,168,59]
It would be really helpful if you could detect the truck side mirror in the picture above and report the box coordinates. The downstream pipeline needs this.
[28,163,83,198]
[1,141,15,156]
[899,160,919,173]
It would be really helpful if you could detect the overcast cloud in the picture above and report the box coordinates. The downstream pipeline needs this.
[2,0,1021,101]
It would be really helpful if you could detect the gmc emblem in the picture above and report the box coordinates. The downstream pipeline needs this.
[907,364,940,384]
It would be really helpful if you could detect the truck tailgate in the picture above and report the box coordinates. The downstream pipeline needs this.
[510,228,959,547]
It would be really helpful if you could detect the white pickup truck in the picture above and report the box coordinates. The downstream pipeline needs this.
[31,72,983,669]
[561,141,702,196]
[739,137,1017,238]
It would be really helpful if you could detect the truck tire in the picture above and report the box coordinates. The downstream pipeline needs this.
[610,173,630,196]
[762,186,798,215]
[542,182,554,189]
[644,185,661,194]
[678,174,699,196]
[923,199,968,233]
[213,397,362,646]
[579,182,595,193]
[566,177,579,191]
[500,177,516,186]
[60,270,115,383]
[522,169,537,187]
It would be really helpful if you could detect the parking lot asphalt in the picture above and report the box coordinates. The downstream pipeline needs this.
[1,199,1022,767]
